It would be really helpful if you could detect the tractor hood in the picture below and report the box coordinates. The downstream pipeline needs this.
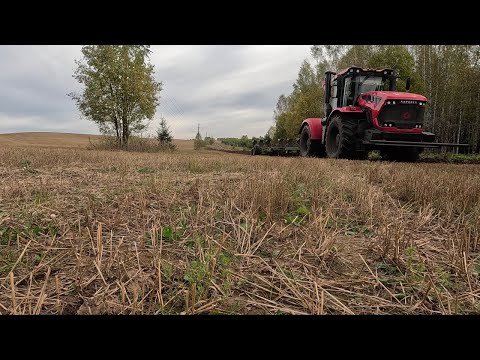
[364,91,427,102]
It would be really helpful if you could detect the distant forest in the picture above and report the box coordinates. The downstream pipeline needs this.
[272,45,480,152]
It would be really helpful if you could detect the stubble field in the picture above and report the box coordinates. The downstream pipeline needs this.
[0,133,479,314]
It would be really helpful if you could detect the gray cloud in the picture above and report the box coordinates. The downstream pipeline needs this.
[0,45,312,139]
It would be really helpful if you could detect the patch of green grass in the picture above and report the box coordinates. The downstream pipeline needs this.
[420,152,480,164]
[342,191,354,203]
[280,267,294,279]
[31,190,49,205]
[403,246,427,288]
[434,265,453,289]
[0,250,19,275]
[295,205,309,217]
[33,253,45,265]
[376,262,403,286]
[146,225,182,244]
[258,210,267,222]
[0,227,18,245]
[258,249,271,258]
[184,258,210,296]
[293,183,307,201]
[0,224,58,245]
[218,251,234,268]
[162,261,174,281]
[137,167,156,174]
[161,225,180,242]
[344,224,375,237]
[284,205,310,226]
[27,223,59,237]
[368,151,381,161]
[20,159,37,173]
[376,262,401,276]
[188,160,206,173]
[218,251,235,293]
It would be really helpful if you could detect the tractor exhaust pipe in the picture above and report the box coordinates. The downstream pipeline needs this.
[324,71,335,117]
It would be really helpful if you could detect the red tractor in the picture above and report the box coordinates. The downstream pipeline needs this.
[299,66,466,161]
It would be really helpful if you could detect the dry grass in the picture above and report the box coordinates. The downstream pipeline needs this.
[0,136,479,314]
[0,132,193,151]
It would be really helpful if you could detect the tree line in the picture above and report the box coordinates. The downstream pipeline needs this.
[273,45,480,152]
[218,136,253,149]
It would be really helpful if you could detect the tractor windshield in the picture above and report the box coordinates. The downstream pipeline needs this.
[344,75,388,106]
[355,76,387,93]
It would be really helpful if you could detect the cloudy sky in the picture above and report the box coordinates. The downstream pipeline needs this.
[0,45,313,139]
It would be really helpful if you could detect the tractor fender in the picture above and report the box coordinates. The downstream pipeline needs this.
[299,118,322,140]
[326,107,364,123]
[321,107,364,142]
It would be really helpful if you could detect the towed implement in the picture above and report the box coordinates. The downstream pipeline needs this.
[251,138,299,156]
[253,66,468,162]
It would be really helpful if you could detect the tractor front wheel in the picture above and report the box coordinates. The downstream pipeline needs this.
[325,115,357,159]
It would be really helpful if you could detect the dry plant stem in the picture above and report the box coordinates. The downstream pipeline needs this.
[10,272,16,314]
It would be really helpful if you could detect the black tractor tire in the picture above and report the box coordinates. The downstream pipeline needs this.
[380,147,421,163]
[325,115,357,159]
[299,125,325,157]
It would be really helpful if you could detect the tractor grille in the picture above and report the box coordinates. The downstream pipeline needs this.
[378,104,425,129]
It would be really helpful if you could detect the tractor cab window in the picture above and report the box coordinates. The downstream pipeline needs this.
[343,77,354,106]
[355,76,387,93]
[343,75,388,107]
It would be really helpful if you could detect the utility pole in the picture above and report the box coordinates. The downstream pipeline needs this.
[196,123,202,140]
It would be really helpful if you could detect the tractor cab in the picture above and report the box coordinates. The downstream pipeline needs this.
[325,66,398,115]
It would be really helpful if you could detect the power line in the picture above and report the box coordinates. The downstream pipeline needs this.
[164,96,185,120]
[160,103,180,120]
[172,97,185,114]
[160,96,183,121]
[160,98,179,117]
[166,94,185,116]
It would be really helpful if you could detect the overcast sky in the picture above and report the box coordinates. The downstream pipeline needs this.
[0,45,313,139]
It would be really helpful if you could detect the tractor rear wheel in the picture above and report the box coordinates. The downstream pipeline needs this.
[325,115,357,159]
[299,125,325,157]
[380,147,421,162]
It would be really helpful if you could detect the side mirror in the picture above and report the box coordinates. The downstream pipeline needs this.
[405,77,411,92]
